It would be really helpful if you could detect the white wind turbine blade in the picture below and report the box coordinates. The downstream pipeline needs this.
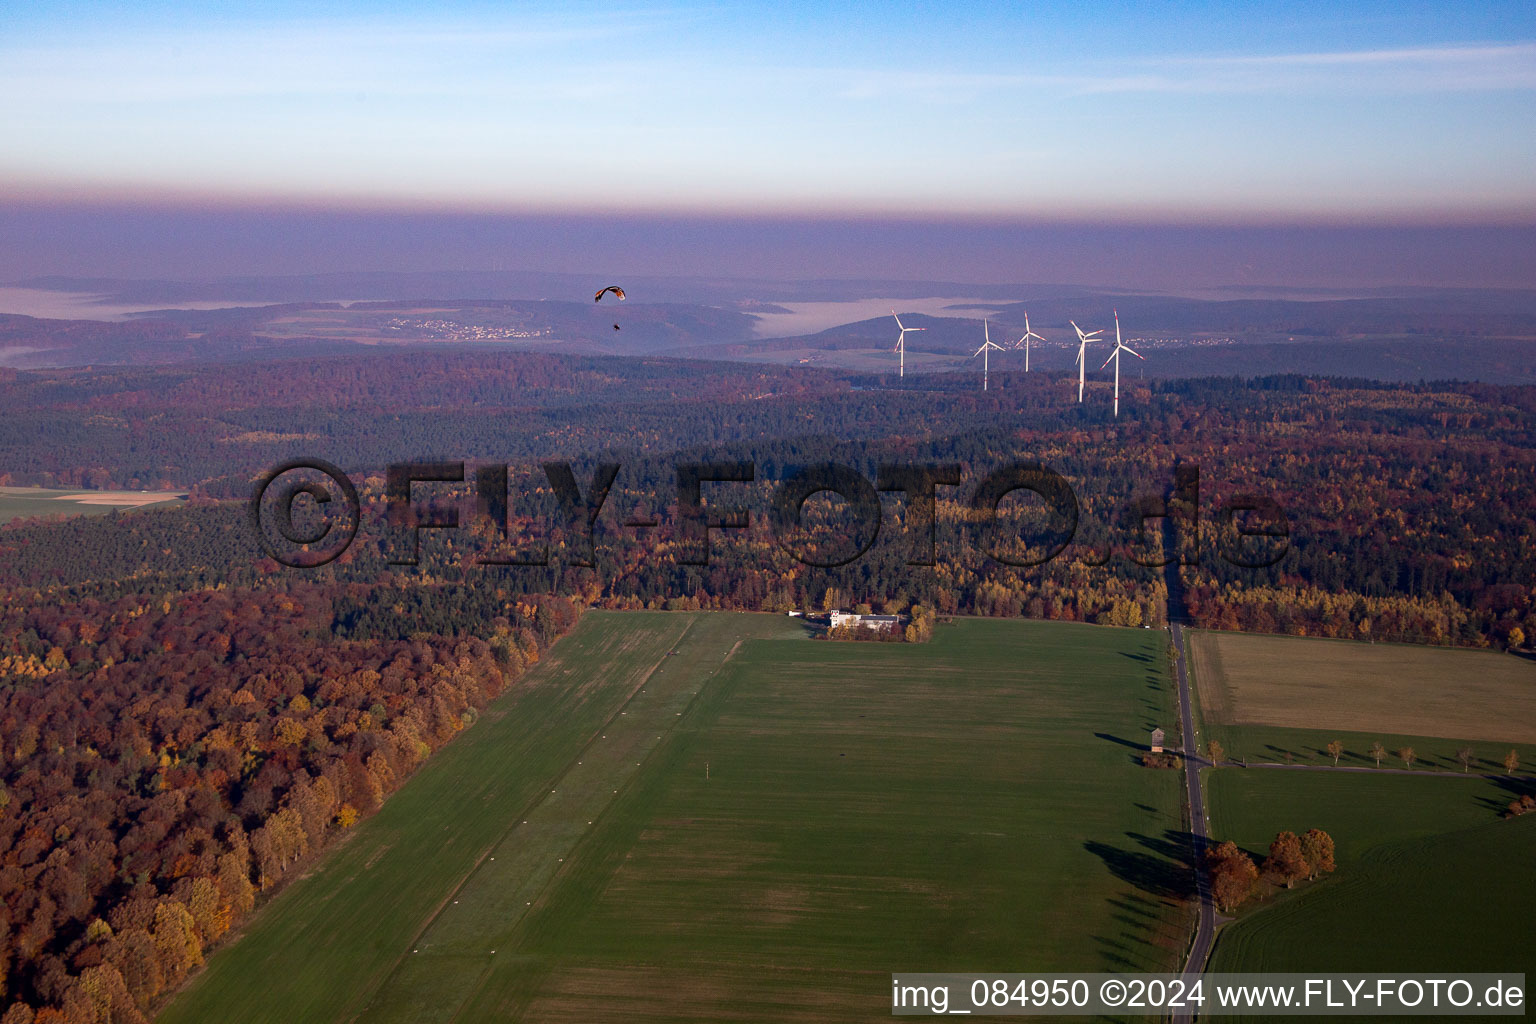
[1123,344,1144,359]
[1099,350,1117,371]
[892,310,904,330]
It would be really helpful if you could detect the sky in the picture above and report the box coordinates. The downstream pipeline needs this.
[2,1,1534,287]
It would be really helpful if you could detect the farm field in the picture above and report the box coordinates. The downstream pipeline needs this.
[0,485,186,524]
[1206,770,1536,982]
[159,613,1189,1023]
[1186,628,1536,752]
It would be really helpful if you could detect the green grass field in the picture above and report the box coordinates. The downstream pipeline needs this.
[0,485,185,524]
[160,613,1190,1023]
[1206,770,1536,987]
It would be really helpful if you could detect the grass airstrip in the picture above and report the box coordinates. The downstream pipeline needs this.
[160,613,1190,1023]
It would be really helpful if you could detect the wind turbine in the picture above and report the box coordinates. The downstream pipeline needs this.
[974,318,1006,392]
[1097,309,1144,416]
[1014,311,1045,372]
[1069,319,1104,402]
[891,310,925,378]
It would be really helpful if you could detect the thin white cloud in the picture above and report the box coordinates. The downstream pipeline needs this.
[812,43,1536,100]
[1121,42,1536,94]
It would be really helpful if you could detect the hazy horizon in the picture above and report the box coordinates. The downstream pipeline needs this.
[4,201,1535,295]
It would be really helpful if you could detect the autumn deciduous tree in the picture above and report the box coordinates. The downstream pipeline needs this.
[1263,830,1309,889]
[0,1002,35,1024]
[1397,746,1416,770]
[1505,749,1521,776]
[1369,742,1386,768]
[1205,739,1224,766]
[151,900,203,989]
[1326,740,1344,766]
[74,963,144,1024]
[1203,840,1258,912]
[1456,747,1474,773]
[1298,829,1336,880]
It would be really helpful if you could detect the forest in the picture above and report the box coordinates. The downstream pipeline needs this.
[1,348,1531,644]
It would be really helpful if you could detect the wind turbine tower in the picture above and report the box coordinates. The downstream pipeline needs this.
[1015,311,1046,372]
[974,319,1006,392]
[1069,320,1104,402]
[891,311,925,379]
[1098,309,1145,416]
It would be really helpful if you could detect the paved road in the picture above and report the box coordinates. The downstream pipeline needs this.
[1169,622,1214,1023]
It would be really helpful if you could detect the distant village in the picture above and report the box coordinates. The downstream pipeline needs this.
[381,317,549,341]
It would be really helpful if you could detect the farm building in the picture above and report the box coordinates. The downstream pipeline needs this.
[829,611,902,633]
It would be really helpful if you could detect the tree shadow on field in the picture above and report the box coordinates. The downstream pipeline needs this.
[1091,935,1139,970]
[1095,732,1151,767]
[1120,651,1152,665]
[1084,834,1194,903]
[1134,829,1199,869]
[1108,895,1161,936]
[1477,775,1536,816]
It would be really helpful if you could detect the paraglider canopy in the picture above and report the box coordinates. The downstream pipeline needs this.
[594,285,626,302]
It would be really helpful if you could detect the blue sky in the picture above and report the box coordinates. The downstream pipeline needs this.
[3,1,1534,221]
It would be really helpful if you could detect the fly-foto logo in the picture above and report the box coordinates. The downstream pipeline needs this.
[249,459,1288,571]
